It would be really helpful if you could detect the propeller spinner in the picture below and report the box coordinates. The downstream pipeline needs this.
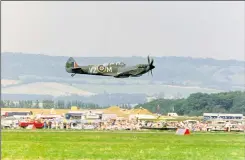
[147,55,155,76]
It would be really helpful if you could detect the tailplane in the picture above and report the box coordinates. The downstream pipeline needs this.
[65,57,79,73]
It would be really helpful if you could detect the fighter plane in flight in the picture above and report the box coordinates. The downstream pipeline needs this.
[65,56,155,78]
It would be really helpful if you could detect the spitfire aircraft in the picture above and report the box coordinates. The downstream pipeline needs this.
[65,56,155,78]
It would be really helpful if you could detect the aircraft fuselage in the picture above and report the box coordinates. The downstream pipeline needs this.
[65,57,155,78]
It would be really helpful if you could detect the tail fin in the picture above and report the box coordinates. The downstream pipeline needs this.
[65,57,79,73]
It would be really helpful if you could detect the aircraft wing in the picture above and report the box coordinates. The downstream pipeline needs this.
[114,66,137,77]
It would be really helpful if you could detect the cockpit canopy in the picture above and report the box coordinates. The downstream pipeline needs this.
[102,62,126,67]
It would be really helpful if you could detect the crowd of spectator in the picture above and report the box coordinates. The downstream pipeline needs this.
[3,115,244,132]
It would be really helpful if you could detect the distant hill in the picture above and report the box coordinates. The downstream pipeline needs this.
[1,52,244,100]
[2,82,95,97]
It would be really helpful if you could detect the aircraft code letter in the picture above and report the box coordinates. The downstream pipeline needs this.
[106,67,112,72]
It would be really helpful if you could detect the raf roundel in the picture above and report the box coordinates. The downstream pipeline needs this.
[97,65,106,72]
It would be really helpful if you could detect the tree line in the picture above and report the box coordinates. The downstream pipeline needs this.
[136,91,245,116]
[1,99,135,110]
[1,100,101,109]
[2,91,245,116]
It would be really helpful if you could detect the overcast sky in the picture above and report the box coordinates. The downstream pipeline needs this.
[2,1,244,60]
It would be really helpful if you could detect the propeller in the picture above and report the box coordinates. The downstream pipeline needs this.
[147,55,155,76]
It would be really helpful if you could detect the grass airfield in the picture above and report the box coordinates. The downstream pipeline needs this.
[1,130,244,160]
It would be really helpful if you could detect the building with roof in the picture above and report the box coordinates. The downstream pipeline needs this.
[203,113,243,121]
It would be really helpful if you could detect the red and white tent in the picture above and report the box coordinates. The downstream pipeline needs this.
[175,128,191,135]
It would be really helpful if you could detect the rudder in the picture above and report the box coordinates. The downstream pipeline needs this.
[65,57,79,73]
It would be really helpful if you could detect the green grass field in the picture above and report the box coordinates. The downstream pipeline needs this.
[1,130,244,160]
